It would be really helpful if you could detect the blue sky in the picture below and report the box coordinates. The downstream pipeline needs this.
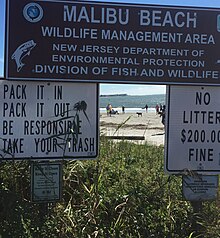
[1,0,220,95]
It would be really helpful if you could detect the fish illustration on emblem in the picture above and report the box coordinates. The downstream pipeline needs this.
[11,40,36,72]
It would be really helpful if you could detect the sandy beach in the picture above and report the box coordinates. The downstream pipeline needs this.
[100,111,165,146]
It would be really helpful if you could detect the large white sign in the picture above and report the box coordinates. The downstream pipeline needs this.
[0,80,98,160]
[165,85,220,174]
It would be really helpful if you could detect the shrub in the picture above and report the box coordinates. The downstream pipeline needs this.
[0,139,219,237]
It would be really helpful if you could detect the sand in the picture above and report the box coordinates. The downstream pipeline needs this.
[100,111,165,146]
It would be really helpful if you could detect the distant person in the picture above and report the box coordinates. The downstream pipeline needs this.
[111,108,119,115]
[159,104,163,112]
[109,104,113,116]
[106,103,112,116]
[122,105,125,114]
[160,105,166,126]
[145,104,148,112]
[106,103,110,116]
[155,104,160,114]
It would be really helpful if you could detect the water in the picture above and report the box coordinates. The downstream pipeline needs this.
[99,94,165,113]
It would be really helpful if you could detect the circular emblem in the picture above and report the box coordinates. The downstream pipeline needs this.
[23,3,43,23]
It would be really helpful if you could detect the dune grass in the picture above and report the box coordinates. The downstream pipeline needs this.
[0,138,219,237]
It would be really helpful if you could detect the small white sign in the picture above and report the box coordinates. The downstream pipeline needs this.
[182,175,218,201]
[31,162,62,202]
[0,80,98,160]
[165,85,220,174]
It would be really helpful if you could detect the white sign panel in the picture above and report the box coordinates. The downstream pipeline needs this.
[31,162,62,202]
[182,175,218,201]
[0,80,98,160]
[165,85,220,174]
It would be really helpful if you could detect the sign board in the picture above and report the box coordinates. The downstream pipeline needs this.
[165,85,220,174]
[182,175,218,201]
[0,80,98,160]
[5,0,220,84]
[31,162,62,202]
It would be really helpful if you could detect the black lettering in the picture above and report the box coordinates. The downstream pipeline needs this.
[3,103,26,117]
[3,103,8,117]
[24,120,35,135]
[3,85,8,99]
[195,91,210,105]
[188,148,214,162]
[182,111,220,124]
[34,138,58,153]
[54,103,70,117]
[194,111,199,123]
[208,149,214,161]
[183,111,188,123]
[35,138,40,152]
[216,112,220,123]
[90,138,95,151]
[2,120,13,135]
[78,138,83,152]
[84,138,88,151]
[54,85,63,100]
[69,137,95,152]
[195,92,202,105]
[37,85,44,99]
[201,111,206,123]
[36,103,44,117]
[3,138,24,154]
[208,111,214,124]
[3,84,27,99]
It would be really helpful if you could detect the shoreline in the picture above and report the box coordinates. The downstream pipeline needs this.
[99,111,165,146]
[99,107,156,114]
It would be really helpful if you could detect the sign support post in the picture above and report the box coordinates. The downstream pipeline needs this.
[190,201,203,237]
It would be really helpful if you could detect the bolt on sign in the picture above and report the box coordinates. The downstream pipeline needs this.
[0,80,98,160]
[5,0,220,84]
[165,85,220,174]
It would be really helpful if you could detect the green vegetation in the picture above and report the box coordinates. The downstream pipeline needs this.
[0,138,219,237]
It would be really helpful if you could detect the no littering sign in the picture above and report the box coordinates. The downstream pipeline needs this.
[165,85,220,174]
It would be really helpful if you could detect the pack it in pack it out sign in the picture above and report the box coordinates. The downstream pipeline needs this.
[0,80,98,160]
[4,0,220,84]
[165,85,220,174]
